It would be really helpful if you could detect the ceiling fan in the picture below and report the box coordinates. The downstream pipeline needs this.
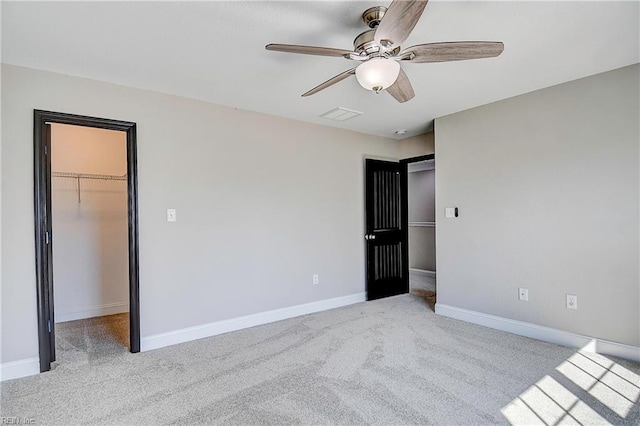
[266,0,504,103]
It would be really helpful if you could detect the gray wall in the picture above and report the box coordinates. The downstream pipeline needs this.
[408,170,436,271]
[0,64,399,363]
[435,64,639,346]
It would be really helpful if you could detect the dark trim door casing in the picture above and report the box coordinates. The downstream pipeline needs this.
[399,154,435,289]
[34,110,140,372]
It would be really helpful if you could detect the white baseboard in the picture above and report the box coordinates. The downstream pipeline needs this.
[409,268,436,277]
[141,292,367,352]
[0,357,39,382]
[435,303,640,363]
[1,294,365,381]
[55,302,129,323]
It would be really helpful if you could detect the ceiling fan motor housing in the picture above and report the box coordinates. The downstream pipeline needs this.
[353,29,380,55]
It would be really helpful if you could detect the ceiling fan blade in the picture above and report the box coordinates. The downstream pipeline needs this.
[386,68,415,103]
[266,44,355,58]
[400,41,504,63]
[302,68,357,97]
[374,0,428,49]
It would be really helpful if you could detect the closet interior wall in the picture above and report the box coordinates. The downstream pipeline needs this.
[51,124,129,322]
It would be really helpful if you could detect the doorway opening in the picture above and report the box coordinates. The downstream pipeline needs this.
[401,154,436,310]
[34,110,140,373]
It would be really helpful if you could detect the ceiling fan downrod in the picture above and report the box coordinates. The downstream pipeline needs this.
[362,6,387,28]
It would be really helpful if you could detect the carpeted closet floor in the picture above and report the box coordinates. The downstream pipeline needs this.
[410,271,437,311]
[54,313,129,370]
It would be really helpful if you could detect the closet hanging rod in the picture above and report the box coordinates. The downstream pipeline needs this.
[408,221,436,227]
[52,171,127,181]
[52,171,127,203]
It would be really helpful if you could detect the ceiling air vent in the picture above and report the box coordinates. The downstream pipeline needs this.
[320,107,363,121]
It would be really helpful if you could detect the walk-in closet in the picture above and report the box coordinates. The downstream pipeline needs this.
[50,123,129,367]
[407,159,436,306]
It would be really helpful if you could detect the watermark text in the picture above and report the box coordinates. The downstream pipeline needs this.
[1,417,35,425]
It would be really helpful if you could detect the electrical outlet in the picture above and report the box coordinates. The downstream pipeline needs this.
[312,274,319,285]
[518,287,529,301]
[566,294,578,310]
[167,209,176,222]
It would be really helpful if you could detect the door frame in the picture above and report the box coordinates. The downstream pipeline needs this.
[34,110,140,372]
[399,154,435,289]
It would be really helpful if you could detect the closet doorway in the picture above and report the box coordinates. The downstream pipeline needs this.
[34,110,140,373]
[401,154,436,310]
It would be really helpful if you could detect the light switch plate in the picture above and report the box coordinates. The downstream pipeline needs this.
[518,288,529,301]
[167,209,176,222]
[445,207,456,218]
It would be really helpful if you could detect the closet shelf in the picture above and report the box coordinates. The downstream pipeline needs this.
[409,221,436,228]
[52,171,127,181]
[52,171,127,203]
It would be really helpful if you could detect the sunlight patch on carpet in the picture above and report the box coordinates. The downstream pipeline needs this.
[501,347,639,425]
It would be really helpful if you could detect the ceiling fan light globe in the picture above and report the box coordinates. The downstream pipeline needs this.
[355,58,400,92]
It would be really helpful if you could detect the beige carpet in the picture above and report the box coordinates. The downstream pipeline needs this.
[2,295,639,425]
[53,313,129,370]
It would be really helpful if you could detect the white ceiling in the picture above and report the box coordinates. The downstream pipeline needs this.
[2,1,639,139]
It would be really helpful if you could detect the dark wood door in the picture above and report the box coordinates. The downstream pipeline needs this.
[365,159,407,300]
